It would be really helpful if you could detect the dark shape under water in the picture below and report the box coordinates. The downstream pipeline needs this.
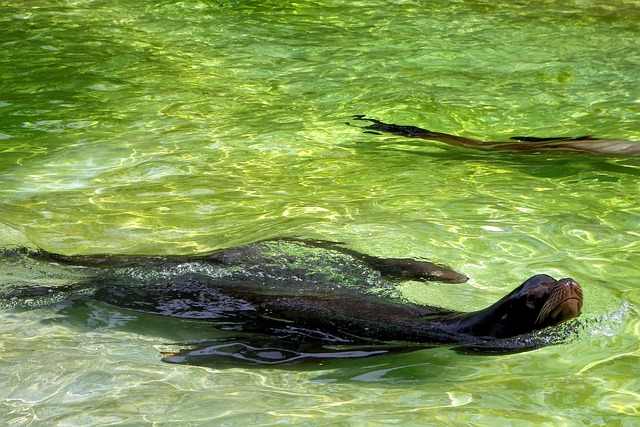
[351,115,640,157]
[2,239,583,365]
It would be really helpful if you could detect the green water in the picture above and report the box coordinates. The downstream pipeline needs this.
[1,0,639,424]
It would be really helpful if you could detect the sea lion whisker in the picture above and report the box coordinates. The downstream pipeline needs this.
[535,285,582,327]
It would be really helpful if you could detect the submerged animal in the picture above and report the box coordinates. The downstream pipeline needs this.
[352,115,640,157]
[1,239,583,364]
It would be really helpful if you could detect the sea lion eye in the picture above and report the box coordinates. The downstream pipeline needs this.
[526,292,540,308]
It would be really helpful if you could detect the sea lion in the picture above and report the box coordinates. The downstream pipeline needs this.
[1,239,583,363]
[352,115,640,157]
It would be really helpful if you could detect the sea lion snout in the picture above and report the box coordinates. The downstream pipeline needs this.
[557,278,583,304]
[537,278,583,327]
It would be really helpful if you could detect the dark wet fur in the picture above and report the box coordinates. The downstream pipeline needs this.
[3,240,582,365]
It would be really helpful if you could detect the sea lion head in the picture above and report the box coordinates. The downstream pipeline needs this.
[502,274,583,334]
[464,274,583,339]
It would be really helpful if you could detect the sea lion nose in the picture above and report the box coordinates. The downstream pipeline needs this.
[560,278,583,301]
[560,278,579,289]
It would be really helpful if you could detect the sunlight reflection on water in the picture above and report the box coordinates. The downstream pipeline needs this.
[1,0,639,424]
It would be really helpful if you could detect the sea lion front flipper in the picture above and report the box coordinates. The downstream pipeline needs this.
[350,116,494,149]
[276,238,468,284]
[358,255,469,283]
[350,115,437,139]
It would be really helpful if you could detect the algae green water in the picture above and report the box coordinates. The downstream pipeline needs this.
[1,0,639,424]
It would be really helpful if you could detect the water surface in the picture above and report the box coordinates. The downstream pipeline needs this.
[1,0,639,425]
